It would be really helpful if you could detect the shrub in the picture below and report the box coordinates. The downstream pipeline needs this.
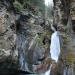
[13,1,23,12]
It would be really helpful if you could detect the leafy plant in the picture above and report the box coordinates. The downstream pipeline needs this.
[13,1,23,12]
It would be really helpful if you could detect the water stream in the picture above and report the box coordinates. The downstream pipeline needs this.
[50,31,60,63]
[44,64,52,75]
[44,31,61,75]
[63,67,67,75]
[17,30,61,75]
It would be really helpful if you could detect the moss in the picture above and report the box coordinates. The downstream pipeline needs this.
[63,35,70,44]
[66,53,75,64]
[13,1,23,12]
[42,30,51,38]
[43,44,48,49]
[35,29,51,47]
[36,35,43,45]
[64,48,75,64]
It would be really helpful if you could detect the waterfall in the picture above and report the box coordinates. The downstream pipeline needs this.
[45,29,61,74]
[44,64,52,75]
[50,31,60,63]
[46,31,60,75]
[63,67,67,75]
[39,31,61,75]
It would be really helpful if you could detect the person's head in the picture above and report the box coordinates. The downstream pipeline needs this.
[51,24,57,32]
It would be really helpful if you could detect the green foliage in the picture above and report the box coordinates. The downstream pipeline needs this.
[66,52,75,64]
[63,35,70,44]
[47,5,53,17]
[36,34,43,45]
[13,1,23,12]
[13,0,53,16]
[17,0,45,15]
[42,30,51,38]
[61,33,75,64]
[36,29,51,48]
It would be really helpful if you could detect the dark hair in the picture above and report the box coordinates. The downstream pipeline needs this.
[53,24,58,31]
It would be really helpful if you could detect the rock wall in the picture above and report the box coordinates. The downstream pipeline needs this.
[0,0,52,74]
[53,0,75,75]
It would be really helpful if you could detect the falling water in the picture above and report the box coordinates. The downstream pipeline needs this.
[63,67,67,75]
[44,31,60,75]
[50,31,60,63]
[44,64,52,75]
[17,30,60,75]
[44,0,54,74]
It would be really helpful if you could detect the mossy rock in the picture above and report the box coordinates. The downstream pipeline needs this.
[62,35,70,44]
[36,35,43,45]
[66,52,75,64]
[13,1,23,12]
[42,30,51,38]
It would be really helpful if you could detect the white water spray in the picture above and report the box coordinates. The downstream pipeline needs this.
[44,31,60,75]
[50,31,60,63]
[44,64,52,75]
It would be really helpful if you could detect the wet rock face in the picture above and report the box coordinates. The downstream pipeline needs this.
[16,11,51,72]
[0,0,51,74]
[0,5,16,58]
